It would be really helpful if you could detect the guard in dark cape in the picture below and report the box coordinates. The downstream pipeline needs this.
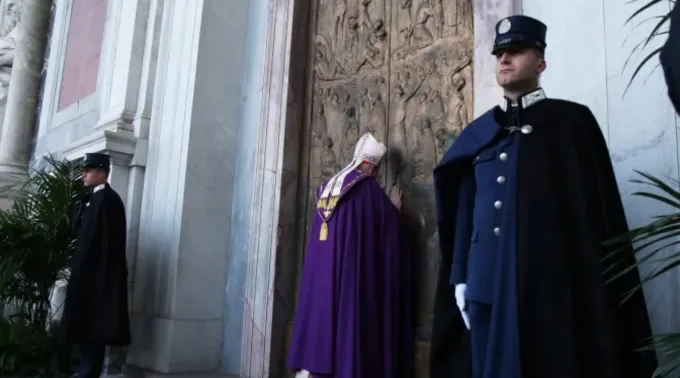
[60,153,131,378]
[429,15,658,378]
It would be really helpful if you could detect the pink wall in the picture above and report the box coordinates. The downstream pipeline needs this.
[57,0,107,110]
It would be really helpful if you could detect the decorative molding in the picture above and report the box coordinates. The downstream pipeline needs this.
[59,129,137,164]
[94,0,151,133]
[95,0,125,120]
[37,0,105,133]
[50,90,100,129]
[37,0,73,134]
[239,0,298,375]
[95,108,136,132]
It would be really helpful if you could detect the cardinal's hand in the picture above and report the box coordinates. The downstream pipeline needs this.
[389,186,403,211]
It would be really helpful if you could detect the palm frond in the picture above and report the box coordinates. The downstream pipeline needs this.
[624,0,665,25]
[603,171,680,290]
[646,333,680,377]
[0,155,83,336]
[624,0,672,91]
[604,169,680,375]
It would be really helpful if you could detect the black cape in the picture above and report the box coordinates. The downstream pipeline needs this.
[430,98,657,378]
[60,183,131,346]
[660,0,680,115]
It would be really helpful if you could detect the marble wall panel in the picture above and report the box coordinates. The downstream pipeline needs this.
[129,0,246,372]
[220,0,269,370]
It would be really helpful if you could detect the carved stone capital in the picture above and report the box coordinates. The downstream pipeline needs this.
[61,129,137,165]
[95,109,136,133]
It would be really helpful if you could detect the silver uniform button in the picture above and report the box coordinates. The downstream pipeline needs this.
[493,227,501,235]
[521,124,533,134]
[499,152,508,161]
[494,200,503,209]
[497,176,506,184]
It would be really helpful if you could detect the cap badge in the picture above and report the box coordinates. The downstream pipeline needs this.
[498,18,511,34]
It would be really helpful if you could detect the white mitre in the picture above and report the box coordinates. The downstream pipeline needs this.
[319,132,387,203]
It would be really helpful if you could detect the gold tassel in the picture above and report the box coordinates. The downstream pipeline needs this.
[319,222,328,241]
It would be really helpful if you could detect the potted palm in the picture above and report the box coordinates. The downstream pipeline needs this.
[624,0,672,90]
[0,156,83,377]
[610,1,680,376]
[606,171,680,377]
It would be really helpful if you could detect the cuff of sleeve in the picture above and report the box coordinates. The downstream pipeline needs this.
[450,263,466,285]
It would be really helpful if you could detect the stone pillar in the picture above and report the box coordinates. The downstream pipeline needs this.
[91,0,159,314]
[126,0,246,373]
[103,151,133,377]
[0,0,51,184]
[226,0,308,374]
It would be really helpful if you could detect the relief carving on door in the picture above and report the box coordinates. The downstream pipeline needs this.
[298,0,474,375]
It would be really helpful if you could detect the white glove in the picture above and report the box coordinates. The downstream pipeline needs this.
[295,370,310,378]
[454,283,470,330]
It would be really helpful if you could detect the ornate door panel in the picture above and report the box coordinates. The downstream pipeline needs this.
[297,0,474,374]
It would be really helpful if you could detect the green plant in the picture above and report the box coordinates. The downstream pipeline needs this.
[0,318,76,377]
[0,156,84,376]
[606,170,680,377]
[624,0,673,90]
[619,2,680,376]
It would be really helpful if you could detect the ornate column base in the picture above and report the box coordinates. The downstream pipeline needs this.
[0,164,28,183]
[0,166,28,210]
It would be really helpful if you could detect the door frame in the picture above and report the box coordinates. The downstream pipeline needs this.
[236,0,520,376]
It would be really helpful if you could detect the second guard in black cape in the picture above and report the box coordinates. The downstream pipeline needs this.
[430,15,657,378]
[60,153,131,378]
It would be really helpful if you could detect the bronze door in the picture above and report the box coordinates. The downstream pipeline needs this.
[296,0,474,375]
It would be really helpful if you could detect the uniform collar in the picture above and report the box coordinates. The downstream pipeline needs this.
[499,88,546,111]
[92,183,106,193]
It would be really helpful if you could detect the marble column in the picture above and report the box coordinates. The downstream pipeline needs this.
[0,0,51,184]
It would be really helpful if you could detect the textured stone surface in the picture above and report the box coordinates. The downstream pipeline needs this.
[233,1,520,374]
[282,0,474,373]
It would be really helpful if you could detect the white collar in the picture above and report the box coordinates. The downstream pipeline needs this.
[499,88,547,111]
[93,183,106,193]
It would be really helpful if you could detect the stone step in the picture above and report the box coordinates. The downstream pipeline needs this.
[122,366,239,378]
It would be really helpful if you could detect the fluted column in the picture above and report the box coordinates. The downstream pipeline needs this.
[0,0,51,183]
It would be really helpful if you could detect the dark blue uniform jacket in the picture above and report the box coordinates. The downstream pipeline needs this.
[429,95,657,378]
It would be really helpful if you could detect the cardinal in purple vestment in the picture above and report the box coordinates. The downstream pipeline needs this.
[287,132,413,378]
